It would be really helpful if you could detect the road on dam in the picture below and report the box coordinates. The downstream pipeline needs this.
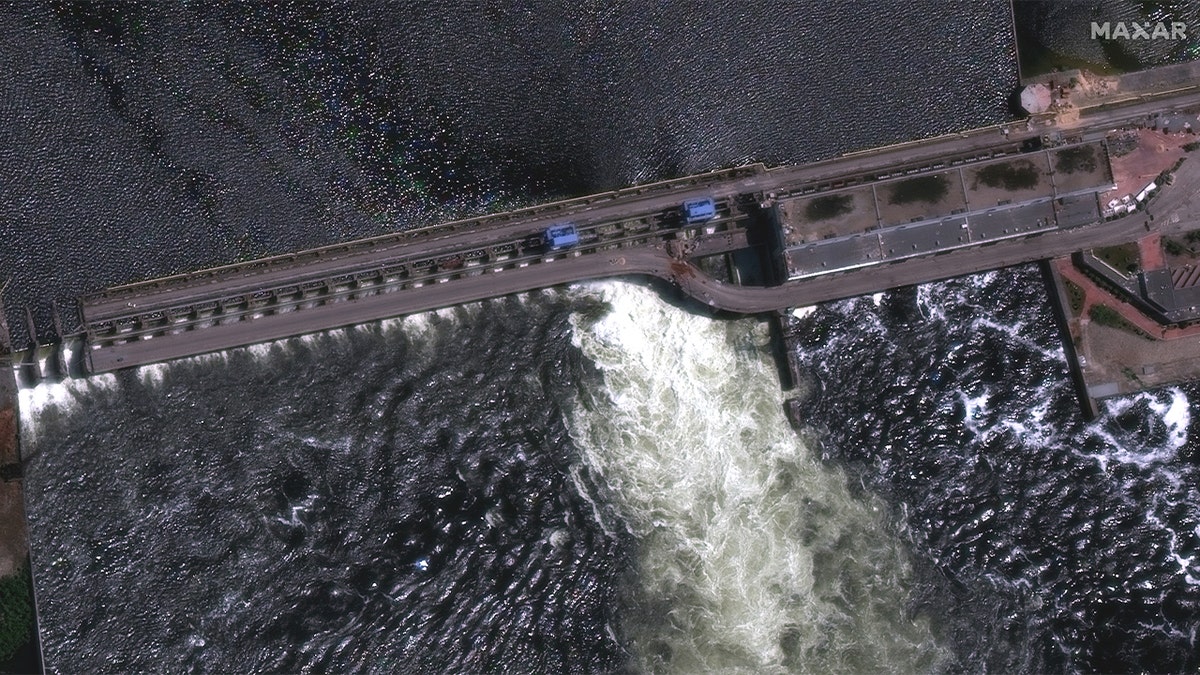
[81,193,1180,374]
[51,80,1200,373]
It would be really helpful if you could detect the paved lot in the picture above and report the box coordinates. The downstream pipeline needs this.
[881,218,971,257]
[969,202,1056,241]
[786,235,882,278]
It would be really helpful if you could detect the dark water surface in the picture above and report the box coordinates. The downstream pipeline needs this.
[11,1,1200,673]
[24,298,628,672]
[789,269,1200,673]
[1,0,1014,346]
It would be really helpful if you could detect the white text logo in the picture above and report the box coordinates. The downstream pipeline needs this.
[1091,21,1187,40]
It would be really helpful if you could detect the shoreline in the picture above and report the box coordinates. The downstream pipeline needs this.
[0,311,42,674]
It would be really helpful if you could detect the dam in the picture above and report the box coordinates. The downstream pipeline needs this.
[9,73,1200,393]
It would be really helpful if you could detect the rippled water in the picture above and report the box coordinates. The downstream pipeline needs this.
[0,0,1014,346]
[788,266,1200,672]
[1015,0,1200,71]
[23,294,629,672]
[21,282,960,672]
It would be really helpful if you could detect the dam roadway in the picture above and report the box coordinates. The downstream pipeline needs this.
[70,82,1200,374]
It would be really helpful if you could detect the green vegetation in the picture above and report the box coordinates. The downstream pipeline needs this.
[1065,279,1085,314]
[694,254,732,283]
[1162,231,1200,256]
[1094,243,1140,274]
[1147,158,1188,190]
[1157,158,1187,187]
[1054,145,1097,174]
[974,161,1041,191]
[888,175,949,205]
[805,194,853,221]
[1183,141,1200,153]
[0,565,33,665]
[1089,304,1151,338]
[1089,304,1122,326]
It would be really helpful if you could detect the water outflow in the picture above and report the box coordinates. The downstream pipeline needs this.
[788,265,1200,673]
[20,282,957,673]
[566,281,950,673]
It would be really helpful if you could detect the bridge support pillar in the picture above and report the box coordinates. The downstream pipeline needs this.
[16,348,40,388]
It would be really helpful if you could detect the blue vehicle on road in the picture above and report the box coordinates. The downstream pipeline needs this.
[544,223,580,250]
[683,197,717,224]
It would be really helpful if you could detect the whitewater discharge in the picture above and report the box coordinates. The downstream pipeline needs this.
[16,368,116,445]
[565,281,951,674]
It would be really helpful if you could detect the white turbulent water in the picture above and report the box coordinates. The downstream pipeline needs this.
[17,288,953,672]
[566,281,950,673]
[21,273,1200,672]
[790,267,1200,672]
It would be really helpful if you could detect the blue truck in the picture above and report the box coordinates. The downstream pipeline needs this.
[544,223,580,250]
[683,197,717,224]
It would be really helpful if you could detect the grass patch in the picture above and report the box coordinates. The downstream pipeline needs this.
[805,194,853,221]
[1055,145,1097,174]
[0,565,34,665]
[888,175,949,205]
[1065,279,1085,314]
[975,161,1041,191]
[1163,231,1200,256]
[1089,304,1151,338]
[1094,243,1140,274]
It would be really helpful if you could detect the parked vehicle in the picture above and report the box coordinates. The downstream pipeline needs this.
[682,197,717,224]
[544,223,580,249]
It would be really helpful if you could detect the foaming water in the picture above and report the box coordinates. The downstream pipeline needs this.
[17,370,117,442]
[8,1,1197,671]
[566,281,950,673]
[788,266,1200,672]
